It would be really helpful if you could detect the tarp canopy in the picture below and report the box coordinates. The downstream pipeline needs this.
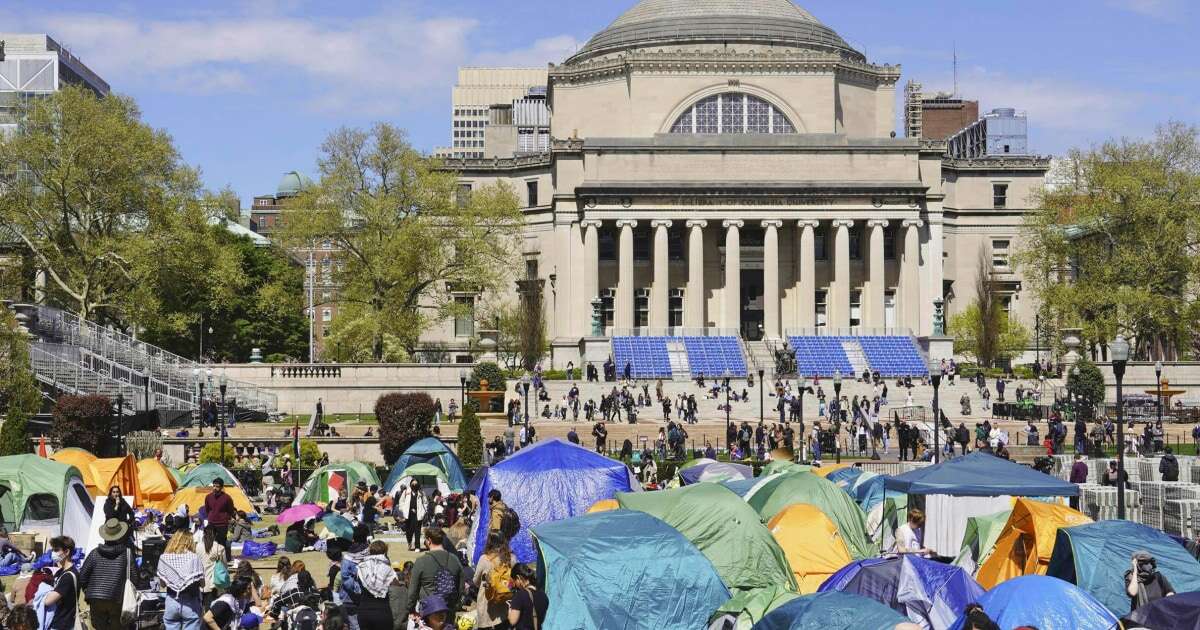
[752,592,908,630]
[385,437,468,492]
[678,461,753,485]
[137,459,180,510]
[617,482,797,593]
[768,503,852,593]
[165,486,255,517]
[532,509,730,630]
[180,463,241,489]
[297,461,381,506]
[819,555,984,630]
[952,509,1012,576]
[1047,519,1200,617]
[0,455,93,545]
[1125,590,1200,630]
[975,498,1091,588]
[946,575,1118,630]
[885,451,1079,497]
[471,439,637,563]
[744,472,873,560]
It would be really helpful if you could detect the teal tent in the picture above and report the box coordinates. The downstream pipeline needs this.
[753,592,907,630]
[745,472,874,560]
[532,509,730,629]
[180,463,240,488]
[1047,519,1200,617]
[385,437,468,492]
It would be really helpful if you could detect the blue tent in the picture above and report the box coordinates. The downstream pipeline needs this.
[819,555,984,629]
[1047,519,1200,617]
[752,592,908,630]
[471,439,637,563]
[1125,590,1200,630]
[721,476,767,498]
[679,461,753,485]
[532,509,730,630]
[885,451,1079,497]
[825,466,869,490]
[947,575,1118,630]
[385,437,468,493]
[849,474,904,513]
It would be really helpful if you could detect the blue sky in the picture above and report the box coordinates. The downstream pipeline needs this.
[5,0,1197,207]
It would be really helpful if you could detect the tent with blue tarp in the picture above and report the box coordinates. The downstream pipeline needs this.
[385,437,468,492]
[947,575,1118,630]
[678,460,753,485]
[1124,590,1200,630]
[819,555,984,630]
[471,439,637,563]
[752,591,908,630]
[824,466,869,491]
[721,476,768,498]
[531,509,730,630]
[1047,519,1200,618]
[884,451,1079,497]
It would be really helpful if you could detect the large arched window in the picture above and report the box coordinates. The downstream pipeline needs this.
[669,93,796,134]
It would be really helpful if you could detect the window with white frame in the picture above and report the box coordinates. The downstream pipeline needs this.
[671,93,797,135]
[322,308,332,322]
[992,239,1011,269]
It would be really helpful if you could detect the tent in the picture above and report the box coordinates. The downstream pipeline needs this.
[767,503,852,593]
[88,455,143,506]
[531,509,730,630]
[760,460,811,477]
[1047,519,1200,617]
[586,498,618,513]
[50,448,97,479]
[975,498,1091,588]
[180,463,241,489]
[809,462,853,478]
[713,586,799,629]
[946,575,1118,630]
[0,455,93,545]
[385,437,468,492]
[744,472,873,560]
[165,486,255,517]
[819,555,984,630]
[722,476,772,498]
[1124,590,1200,630]
[137,459,180,510]
[296,461,382,506]
[387,463,451,497]
[617,482,797,593]
[952,509,1011,576]
[678,460,753,485]
[752,592,908,630]
[824,466,870,491]
[471,439,638,563]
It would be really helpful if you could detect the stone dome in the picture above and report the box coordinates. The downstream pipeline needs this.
[564,0,863,65]
[276,170,314,197]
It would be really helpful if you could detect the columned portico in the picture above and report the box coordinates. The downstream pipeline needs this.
[796,219,819,328]
[650,219,672,328]
[830,219,854,328]
[722,220,744,332]
[761,220,783,339]
[581,219,602,330]
[615,219,637,329]
[865,219,888,327]
[901,219,922,331]
[686,220,707,328]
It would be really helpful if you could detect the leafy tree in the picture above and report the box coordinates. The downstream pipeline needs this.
[279,123,523,361]
[278,438,322,469]
[0,311,41,456]
[469,361,507,392]
[1017,122,1200,360]
[50,394,111,453]
[1066,358,1106,420]
[375,392,435,463]
[516,277,548,371]
[457,406,484,469]
[198,442,235,467]
[949,247,1030,367]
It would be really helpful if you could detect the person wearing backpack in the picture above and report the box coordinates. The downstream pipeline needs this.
[473,532,513,628]
[406,527,463,617]
[506,563,547,630]
[1161,447,1180,482]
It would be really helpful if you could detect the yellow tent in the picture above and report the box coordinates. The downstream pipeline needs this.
[89,455,144,506]
[137,459,179,510]
[164,486,255,516]
[767,503,853,593]
[587,498,619,514]
[809,462,852,478]
[975,498,1092,588]
[50,448,98,489]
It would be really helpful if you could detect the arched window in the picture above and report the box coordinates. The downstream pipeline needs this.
[670,93,796,134]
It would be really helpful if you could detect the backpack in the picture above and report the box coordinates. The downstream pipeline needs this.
[484,560,513,604]
[290,607,319,630]
[499,507,521,541]
[430,552,458,603]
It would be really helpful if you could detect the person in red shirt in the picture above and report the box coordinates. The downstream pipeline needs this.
[204,479,236,561]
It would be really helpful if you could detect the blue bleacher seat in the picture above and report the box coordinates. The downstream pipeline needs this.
[787,335,853,377]
[682,336,747,378]
[611,336,672,379]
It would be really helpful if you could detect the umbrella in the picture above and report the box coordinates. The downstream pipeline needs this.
[321,513,354,540]
[278,503,322,526]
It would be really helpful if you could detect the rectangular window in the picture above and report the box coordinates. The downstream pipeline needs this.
[993,183,1008,208]
[322,308,332,322]
[999,295,1013,315]
[320,292,331,303]
[695,97,718,133]
[848,226,861,260]
[598,230,616,261]
[669,289,684,327]
[849,291,862,327]
[454,296,475,337]
[456,183,472,208]
[633,228,651,262]
[814,232,828,261]
[601,289,615,329]
[634,289,650,327]
[992,239,1011,269]
[747,97,770,133]
[884,224,896,260]
[721,94,744,134]
[526,180,538,207]
[815,291,828,328]
[884,291,896,328]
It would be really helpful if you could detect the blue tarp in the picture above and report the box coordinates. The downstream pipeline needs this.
[471,439,637,563]
[679,461,753,485]
[532,509,730,630]
[1047,519,1200,617]
[824,466,868,490]
[385,437,469,492]
[721,476,766,498]
[1125,590,1200,630]
[947,575,1118,630]
[819,555,984,629]
[752,592,908,630]
[849,475,904,513]
[885,451,1079,497]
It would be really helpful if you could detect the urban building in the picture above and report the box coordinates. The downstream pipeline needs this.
[0,33,109,131]
[434,67,548,159]
[903,81,979,141]
[483,87,551,158]
[947,108,1030,159]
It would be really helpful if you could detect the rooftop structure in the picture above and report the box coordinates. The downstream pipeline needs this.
[0,33,110,129]
[947,108,1030,159]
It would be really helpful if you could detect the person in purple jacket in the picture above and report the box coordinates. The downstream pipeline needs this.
[1069,453,1089,510]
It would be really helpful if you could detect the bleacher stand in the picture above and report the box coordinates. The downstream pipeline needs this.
[789,336,854,377]
[856,336,928,377]
[683,336,747,378]
[611,337,672,379]
[789,335,929,378]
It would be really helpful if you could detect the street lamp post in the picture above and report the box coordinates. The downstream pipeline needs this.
[520,375,530,433]
[833,370,842,464]
[1155,360,1164,428]
[1111,334,1130,520]
[758,368,765,425]
[930,362,943,464]
[115,393,124,456]
[459,369,468,412]
[219,373,228,465]
[798,376,811,460]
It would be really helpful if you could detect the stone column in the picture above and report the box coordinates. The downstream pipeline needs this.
[831,219,854,329]
[761,220,783,339]
[615,219,637,330]
[581,219,602,334]
[927,212,945,335]
[797,220,819,328]
[723,220,744,332]
[901,219,923,333]
[686,220,707,328]
[866,219,889,328]
[650,219,672,329]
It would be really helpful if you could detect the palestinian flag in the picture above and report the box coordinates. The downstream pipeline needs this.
[326,470,348,504]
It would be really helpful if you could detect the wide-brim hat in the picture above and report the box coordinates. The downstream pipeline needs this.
[420,594,449,618]
[100,518,129,542]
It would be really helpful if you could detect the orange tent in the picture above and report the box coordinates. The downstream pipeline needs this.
[587,498,619,514]
[50,448,98,489]
[165,486,255,516]
[767,503,853,593]
[137,459,180,510]
[975,498,1092,588]
[50,450,144,505]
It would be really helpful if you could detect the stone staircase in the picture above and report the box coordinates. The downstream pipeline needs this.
[666,339,690,380]
[840,339,870,376]
[745,339,775,378]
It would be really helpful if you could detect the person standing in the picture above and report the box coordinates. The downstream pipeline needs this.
[199,527,226,607]
[406,528,463,615]
[398,479,428,551]
[159,531,206,630]
[204,479,236,562]
[472,532,513,629]
[41,536,79,630]
[78,519,131,629]
[351,540,397,628]
[506,563,548,630]
[1160,447,1180,482]
[1069,454,1090,510]
[1127,552,1175,612]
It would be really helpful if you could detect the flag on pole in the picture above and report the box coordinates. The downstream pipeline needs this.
[327,470,347,504]
[37,436,47,458]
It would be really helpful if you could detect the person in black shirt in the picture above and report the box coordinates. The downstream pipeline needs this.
[1127,552,1175,611]
[43,536,79,630]
[205,577,251,629]
[507,563,548,630]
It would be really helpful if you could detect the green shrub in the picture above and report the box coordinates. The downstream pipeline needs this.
[375,392,435,463]
[457,406,484,469]
[0,411,31,457]
[470,362,507,392]
[1067,358,1105,420]
[278,438,322,469]
[198,442,235,466]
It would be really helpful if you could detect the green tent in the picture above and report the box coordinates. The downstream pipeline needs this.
[295,461,382,506]
[715,585,800,628]
[617,483,797,593]
[180,463,241,488]
[745,472,873,560]
[760,460,811,477]
[0,455,93,545]
[953,509,1012,576]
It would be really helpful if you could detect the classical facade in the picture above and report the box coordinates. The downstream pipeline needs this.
[437,0,1050,366]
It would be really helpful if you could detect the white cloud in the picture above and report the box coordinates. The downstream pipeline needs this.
[1105,0,1185,18]
[472,35,585,67]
